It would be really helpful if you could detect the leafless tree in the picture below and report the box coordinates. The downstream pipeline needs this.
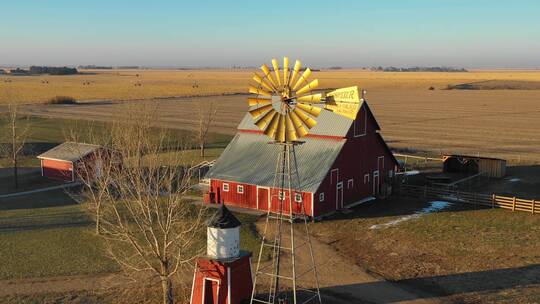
[3,103,30,189]
[80,104,208,304]
[196,101,218,157]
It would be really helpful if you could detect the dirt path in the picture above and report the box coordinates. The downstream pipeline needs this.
[254,220,441,304]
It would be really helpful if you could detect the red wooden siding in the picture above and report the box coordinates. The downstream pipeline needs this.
[209,180,313,216]
[41,159,73,182]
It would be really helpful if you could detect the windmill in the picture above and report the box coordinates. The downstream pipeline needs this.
[248,57,361,304]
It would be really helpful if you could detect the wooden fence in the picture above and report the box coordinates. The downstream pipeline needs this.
[398,184,539,215]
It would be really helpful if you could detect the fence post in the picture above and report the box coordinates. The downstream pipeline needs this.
[512,197,516,211]
[492,194,495,209]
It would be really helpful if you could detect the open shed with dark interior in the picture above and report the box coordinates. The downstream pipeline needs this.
[443,154,506,178]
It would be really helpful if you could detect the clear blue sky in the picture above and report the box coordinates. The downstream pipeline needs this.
[1,0,539,68]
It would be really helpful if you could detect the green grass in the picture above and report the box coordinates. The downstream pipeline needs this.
[0,171,65,195]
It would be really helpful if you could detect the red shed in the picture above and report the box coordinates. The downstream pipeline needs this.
[204,100,400,218]
[37,142,114,182]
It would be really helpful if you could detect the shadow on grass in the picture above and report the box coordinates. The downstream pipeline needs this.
[319,264,540,302]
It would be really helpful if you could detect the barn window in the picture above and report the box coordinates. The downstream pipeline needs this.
[347,179,354,189]
[223,183,229,192]
[295,193,302,202]
[388,170,394,178]
[319,192,325,202]
[364,174,370,184]
[278,191,285,200]
[237,185,244,194]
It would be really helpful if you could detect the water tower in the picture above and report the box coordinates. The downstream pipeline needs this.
[190,205,253,304]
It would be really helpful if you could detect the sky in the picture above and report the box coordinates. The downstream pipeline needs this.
[1,0,539,68]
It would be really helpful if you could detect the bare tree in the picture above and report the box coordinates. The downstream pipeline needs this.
[81,104,207,304]
[196,101,218,157]
[4,103,29,189]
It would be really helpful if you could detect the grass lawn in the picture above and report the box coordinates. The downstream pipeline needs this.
[0,170,66,195]
[310,197,540,303]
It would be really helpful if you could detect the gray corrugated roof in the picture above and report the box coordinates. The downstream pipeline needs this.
[238,105,355,137]
[205,132,344,192]
[38,142,102,162]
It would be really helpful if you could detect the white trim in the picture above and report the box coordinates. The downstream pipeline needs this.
[319,192,325,202]
[237,185,244,194]
[330,168,339,184]
[364,174,370,184]
[378,156,385,171]
[40,159,43,176]
[202,277,221,304]
[189,264,197,304]
[311,192,315,217]
[373,170,379,196]
[227,267,231,304]
[256,186,270,210]
[336,181,344,210]
[222,183,229,192]
[347,178,354,189]
[294,192,302,203]
[37,156,77,163]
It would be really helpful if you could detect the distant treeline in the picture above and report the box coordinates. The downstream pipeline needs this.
[29,66,78,75]
[78,65,113,69]
[371,66,468,72]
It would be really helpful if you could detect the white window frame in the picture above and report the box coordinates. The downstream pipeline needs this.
[294,192,302,203]
[364,174,370,184]
[237,185,244,194]
[319,192,325,202]
[223,183,229,192]
[388,170,394,178]
[278,191,285,200]
[347,179,354,189]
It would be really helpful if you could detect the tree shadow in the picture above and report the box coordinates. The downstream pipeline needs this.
[319,264,540,302]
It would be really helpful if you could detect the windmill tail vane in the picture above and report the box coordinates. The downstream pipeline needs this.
[248,57,363,142]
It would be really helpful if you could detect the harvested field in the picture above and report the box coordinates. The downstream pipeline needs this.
[14,88,540,164]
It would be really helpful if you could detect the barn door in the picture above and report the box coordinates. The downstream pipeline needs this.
[257,187,269,211]
[336,182,344,210]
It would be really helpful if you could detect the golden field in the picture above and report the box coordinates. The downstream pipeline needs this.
[2,68,540,104]
[2,69,540,164]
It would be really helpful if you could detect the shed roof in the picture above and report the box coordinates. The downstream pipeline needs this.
[205,132,344,192]
[38,142,103,162]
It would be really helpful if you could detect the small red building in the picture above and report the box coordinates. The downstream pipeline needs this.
[37,142,115,182]
[204,100,400,218]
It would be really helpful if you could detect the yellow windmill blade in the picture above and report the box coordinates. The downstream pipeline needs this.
[271,59,281,86]
[261,64,277,87]
[276,114,286,142]
[248,97,272,107]
[283,57,289,86]
[264,113,281,138]
[293,107,317,129]
[289,60,301,88]
[296,93,322,103]
[325,86,362,120]
[295,79,319,96]
[296,103,322,117]
[292,68,312,90]
[248,85,271,96]
[255,109,277,129]
[253,73,275,93]
[285,114,298,142]
[289,110,309,137]
[249,103,273,119]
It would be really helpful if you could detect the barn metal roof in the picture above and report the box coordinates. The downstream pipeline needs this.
[238,106,355,137]
[37,142,102,162]
[205,132,344,192]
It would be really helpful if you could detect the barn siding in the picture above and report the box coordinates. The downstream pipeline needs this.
[209,179,313,216]
[314,105,399,217]
[41,159,74,182]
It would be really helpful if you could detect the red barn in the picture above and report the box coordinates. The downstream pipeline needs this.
[37,142,115,182]
[204,100,400,218]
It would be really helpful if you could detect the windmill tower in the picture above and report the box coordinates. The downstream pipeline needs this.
[248,57,361,304]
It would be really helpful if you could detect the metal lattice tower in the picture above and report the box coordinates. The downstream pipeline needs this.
[250,141,322,304]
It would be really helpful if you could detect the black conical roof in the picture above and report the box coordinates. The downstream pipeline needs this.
[207,204,241,229]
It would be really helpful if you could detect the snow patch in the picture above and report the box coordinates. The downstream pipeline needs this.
[508,177,521,182]
[369,201,452,230]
